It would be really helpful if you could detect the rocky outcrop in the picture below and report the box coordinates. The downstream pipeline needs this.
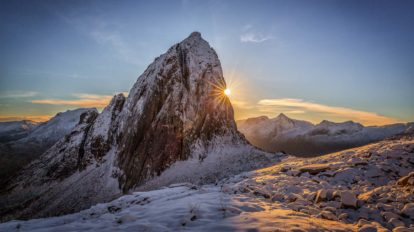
[115,32,244,191]
[0,108,97,183]
[0,32,280,221]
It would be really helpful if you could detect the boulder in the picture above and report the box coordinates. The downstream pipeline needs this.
[401,203,414,219]
[358,225,378,232]
[319,210,337,220]
[397,172,414,186]
[341,191,358,208]
[392,227,414,232]
[389,218,405,228]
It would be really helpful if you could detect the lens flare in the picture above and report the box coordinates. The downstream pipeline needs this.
[224,88,231,96]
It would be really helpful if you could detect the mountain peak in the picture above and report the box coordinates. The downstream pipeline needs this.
[188,31,202,39]
[276,113,289,120]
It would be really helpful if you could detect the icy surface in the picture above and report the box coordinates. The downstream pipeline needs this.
[2,136,413,231]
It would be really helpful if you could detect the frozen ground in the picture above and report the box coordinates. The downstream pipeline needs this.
[1,136,413,232]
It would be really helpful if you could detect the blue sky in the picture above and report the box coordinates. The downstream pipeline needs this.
[0,0,413,125]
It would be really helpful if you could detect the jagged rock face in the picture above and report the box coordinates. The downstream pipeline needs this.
[116,32,241,191]
[0,108,97,183]
[0,32,278,221]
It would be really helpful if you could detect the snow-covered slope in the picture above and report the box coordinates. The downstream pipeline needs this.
[1,135,412,231]
[0,120,38,143]
[0,32,281,222]
[23,108,96,143]
[0,108,97,182]
[237,114,412,156]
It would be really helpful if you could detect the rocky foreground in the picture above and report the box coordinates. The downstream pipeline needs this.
[1,136,412,231]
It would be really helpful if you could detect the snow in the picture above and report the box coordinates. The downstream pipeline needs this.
[1,136,412,231]
[237,114,412,156]
[0,120,37,134]
[24,108,97,142]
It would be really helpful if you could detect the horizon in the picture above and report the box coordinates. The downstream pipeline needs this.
[1,0,414,126]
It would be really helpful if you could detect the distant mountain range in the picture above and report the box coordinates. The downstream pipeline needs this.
[0,108,97,182]
[237,113,414,156]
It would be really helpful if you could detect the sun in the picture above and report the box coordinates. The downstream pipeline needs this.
[224,88,231,96]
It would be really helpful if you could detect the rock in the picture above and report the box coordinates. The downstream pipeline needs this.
[376,203,394,211]
[397,172,414,186]
[306,192,316,201]
[319,210,337,220]
[382,211,400,221]
[286,170,301,176]
[315,189,333,203]
[305,206,321,215]
[271,193,285,202]
[392,226,414,232]
[285,193,298,202]
[358,219,372,227]
[253,189,271,199]
[401,203,414,219]
[280,166,290,172]
[358,225,378,232]
[298,164,330,175]
[315,189,328,203]
[323,206,337,213]
[341,191,358,208]
[389,218,405,228]
[338,213,348,221]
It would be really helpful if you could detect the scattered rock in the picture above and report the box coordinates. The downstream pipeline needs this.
[315,189,328,203]
[280,166,290,172]
[397,172,414,186]
[341,191,358,208]
[319,210,337,220]
[401,203,414,219]
[389,218,405,228]
[285,193,298,202]
[358,225,378,232]
[338,213,348,221]
[392,226,414,232]
[298,164,330,175]
[382,211,400,221]
[358,219,372,227]
[271,193,285,202]
[323,206,337,213]
[253,189,271,199]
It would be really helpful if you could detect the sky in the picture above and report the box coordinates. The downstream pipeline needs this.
[0,0,413,125]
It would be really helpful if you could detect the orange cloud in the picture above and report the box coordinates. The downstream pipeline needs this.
[31,93,127,108]
[0,115,52,122]
[257,98,401,126]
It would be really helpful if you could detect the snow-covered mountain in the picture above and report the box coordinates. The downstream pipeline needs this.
[0,108,97,182]
[1,134,412,232]
[0,32,281,221]
[0,120,38,143]
[237,114,412,156]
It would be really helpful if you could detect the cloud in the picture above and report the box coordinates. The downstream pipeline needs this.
[240,33,273,43]
[0,91,38,99]
[257,98,401,126]
[31,93,127,108]
[0,115,52,122]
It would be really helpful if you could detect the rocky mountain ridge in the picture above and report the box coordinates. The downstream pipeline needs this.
[237,113,412,156]
[0,108,97,182]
